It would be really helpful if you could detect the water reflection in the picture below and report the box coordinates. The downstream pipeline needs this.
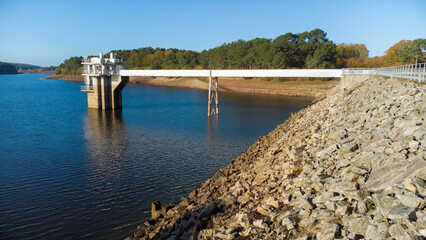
[207,115,219,142]
[84,109,128,180]
[205,116,223,166]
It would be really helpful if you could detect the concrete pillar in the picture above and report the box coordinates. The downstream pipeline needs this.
[85,75,128,110]
[86,77,102,109]
[113,76,129,109]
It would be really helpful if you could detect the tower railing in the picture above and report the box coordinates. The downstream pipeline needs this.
[81,85,93,91]
[82,69,120,76]
[81,58,122,64]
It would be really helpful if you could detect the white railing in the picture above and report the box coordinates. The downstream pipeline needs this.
[106,59,123,64]
[82,70,120,75]
[376,63,425,82]
[81,58,104,64]
[343,63,425,82]
[81,58,94,63]
[81,85,94,91]
[342,68,377,75]
[81,58,122,64]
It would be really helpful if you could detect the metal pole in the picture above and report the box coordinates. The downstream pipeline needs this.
[215,77,219,115]
[208,70,212,117]
[415,60,418,81]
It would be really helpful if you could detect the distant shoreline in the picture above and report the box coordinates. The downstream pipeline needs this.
[42,75,338,100]
[43,75,83,82]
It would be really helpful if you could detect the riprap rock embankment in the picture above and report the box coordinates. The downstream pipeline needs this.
[128,76,425,239]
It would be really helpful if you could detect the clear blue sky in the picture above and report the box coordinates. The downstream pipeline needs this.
[0,0,425,66]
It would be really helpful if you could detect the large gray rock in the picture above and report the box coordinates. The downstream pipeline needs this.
[387,205,416,223]
[316,223,340,240]
[348,217,370,237]
[396,192,424,208]
[365,154,425,192]
[365,223,390,240]
[372,194,398,210]
[389,223,410,239]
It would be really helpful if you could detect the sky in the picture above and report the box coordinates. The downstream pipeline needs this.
[0,0,425,67]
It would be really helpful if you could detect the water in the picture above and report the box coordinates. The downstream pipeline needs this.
[0,74,312,239]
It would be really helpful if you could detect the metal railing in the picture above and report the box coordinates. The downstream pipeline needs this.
[81,85,94,91]
[343,63,426,82]
[343,68,377,75]
[81,58,123,64]
[376,63,425,82]
[82,70,120,76]
[81,58,94,63]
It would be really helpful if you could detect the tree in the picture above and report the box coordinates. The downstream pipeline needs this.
[336,43,369,68]
[384,40,415,66]
[142,50,165,69]
[410,38,426,64]
[55,56,82,75]
[272,52,289,69]
[198,50,210,69]
[305,41,337,69]
[337,43,368,59]
[272,33,298,68]
[163,52,178,69]
[227,40,250,68]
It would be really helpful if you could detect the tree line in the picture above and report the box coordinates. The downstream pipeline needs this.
[6,63,56,74]
[54,29,425,75]
[0,62,18,74]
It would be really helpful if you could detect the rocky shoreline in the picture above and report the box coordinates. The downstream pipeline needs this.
[127,76,425,240]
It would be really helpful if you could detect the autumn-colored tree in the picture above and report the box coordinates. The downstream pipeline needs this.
[142,50,165,69]
[336,43,369,68]
[337,43,368,59]
[383,39,426,66]
[384,40,413,65]
[127,51,141,68]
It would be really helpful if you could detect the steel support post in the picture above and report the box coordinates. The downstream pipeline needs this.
[208,70,212,116]
[207,70,219,117]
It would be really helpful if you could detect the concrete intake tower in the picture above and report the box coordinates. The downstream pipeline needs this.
[81,53,129,109]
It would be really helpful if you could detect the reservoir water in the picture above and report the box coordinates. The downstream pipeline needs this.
[0,74,312,239]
